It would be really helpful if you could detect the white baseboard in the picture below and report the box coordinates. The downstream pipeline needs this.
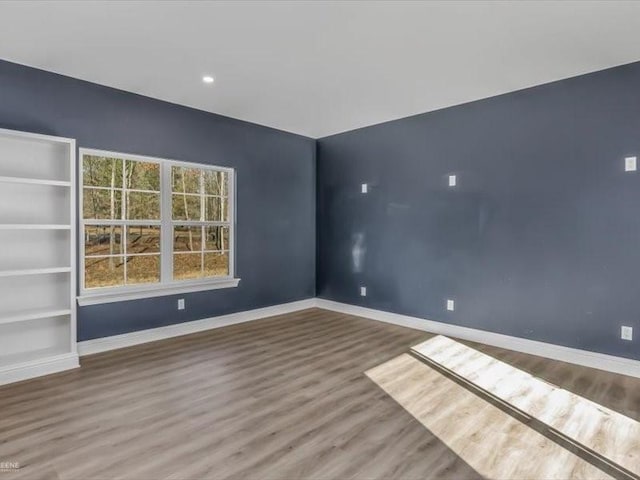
[78,298,317,356]
[75,296,640,380]
[0,353,80,386]
[315,299,640,379]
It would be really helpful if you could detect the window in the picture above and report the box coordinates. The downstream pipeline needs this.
[79,149,237,304]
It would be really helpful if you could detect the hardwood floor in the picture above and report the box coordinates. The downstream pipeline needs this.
[0,308,638,479]
[410,335,640,478]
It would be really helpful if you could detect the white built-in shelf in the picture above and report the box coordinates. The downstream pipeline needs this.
[0,267,71,278]
[0,346,72,368]
[0,308,71,326]
[0,224,71,230]
[0,175,71,187]
[0,127,77,386]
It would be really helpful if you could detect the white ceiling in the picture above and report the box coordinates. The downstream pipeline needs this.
[1,1,640,138]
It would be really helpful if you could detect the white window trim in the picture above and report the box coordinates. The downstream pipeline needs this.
[77,148,240,306]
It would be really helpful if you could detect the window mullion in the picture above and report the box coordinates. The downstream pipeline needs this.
[200,171,205,276]
[83,219,161,226]
[122,161,127,284]
[201,225,205,276]
[161,162,173,283]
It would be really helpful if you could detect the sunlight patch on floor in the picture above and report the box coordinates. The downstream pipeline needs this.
[366,353,615,480]
[411,335,639,476]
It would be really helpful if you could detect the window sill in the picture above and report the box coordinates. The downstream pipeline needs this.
[77,278,241,306]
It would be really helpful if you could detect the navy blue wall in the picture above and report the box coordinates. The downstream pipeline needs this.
[317,61,640,360]
[0,60,316,341]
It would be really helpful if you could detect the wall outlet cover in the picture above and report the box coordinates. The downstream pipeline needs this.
[621,326,633,341]
[448,175,457,187]
[178,298,185,310]
[625,156,637,172]
[446,299,455,311]
[361,183,368,194]
[360,286,367,297]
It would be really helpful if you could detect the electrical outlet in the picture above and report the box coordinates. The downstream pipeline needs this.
[625,156,637,172]
[621,326,633,341]
[448,175,457,187]
[361,183,368,194]
[446,299,455,311]
[360,286,367,297]
[178,298,185,310]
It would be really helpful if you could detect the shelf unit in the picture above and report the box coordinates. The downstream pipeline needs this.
[0,127,78,385]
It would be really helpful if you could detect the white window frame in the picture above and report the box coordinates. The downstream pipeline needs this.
[77,148,239,306]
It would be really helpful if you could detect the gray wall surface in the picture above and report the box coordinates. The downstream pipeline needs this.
[317,61,640,360]
[0,60,316,341]
[3,55,640,361]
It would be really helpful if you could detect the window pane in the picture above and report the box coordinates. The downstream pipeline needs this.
[83,156,123,188]
[204,226,229,251]
[126,160,160,191]
[126,255,160,285]
[172,194,201,220]
[204,196,229,222]
[173,253,202,280]
[172,166,200,194]
[204,170,228,196]
[173,226,202,252]
[126,191,160,220]
[204,252,229,277]
[83,188,122,219]
[84,225,123,257]
[126,225,160,254]
[85,256,124,288]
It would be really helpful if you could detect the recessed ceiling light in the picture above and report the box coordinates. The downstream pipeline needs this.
[202,75,214,84]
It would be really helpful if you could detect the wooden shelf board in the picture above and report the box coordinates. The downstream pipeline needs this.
[0,267,71,278]
[0,347,72,370]
[0,308,71,326]
[0,175,70,187]
[0,224,71,230]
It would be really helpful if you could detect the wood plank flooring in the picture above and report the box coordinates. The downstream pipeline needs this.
[0,308,639,479]
[411,335,640,477]
[367,354,617,480]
